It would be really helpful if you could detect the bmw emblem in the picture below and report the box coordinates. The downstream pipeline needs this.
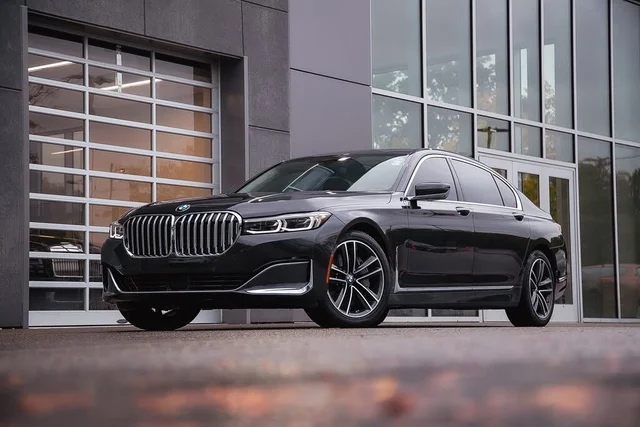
[176,204,190,212]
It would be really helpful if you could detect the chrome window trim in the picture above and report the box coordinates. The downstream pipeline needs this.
[402,153,523,211]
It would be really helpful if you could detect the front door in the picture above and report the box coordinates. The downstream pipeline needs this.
[478,155,579,322]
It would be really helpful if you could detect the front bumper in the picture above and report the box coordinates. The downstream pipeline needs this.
[100,215,345,309]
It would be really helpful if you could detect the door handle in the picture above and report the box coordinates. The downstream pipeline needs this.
[512,212,525,221]
[456,207,471,216]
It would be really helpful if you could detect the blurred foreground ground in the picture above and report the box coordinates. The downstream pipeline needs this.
[1,322,639,426]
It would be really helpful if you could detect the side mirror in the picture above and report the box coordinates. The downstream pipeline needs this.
[405,182,450,208]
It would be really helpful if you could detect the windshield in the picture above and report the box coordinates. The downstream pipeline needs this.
[235,154,408,193]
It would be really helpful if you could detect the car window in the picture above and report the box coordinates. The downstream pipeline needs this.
[408,157,458,200]
[493,176,518,208]
[450,159,504,206]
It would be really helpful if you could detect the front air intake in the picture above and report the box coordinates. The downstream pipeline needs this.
[174,211,242,256]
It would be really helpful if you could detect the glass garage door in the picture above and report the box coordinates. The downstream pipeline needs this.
[27,25,221,326]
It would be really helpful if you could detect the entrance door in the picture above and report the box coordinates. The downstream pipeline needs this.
[478,155,579,322]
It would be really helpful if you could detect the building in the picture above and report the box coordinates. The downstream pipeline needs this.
[0,0,638,328]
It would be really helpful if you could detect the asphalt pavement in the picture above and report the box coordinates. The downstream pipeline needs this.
[1,322,639,426]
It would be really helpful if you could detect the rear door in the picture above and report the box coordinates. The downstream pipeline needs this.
[449,159,530,288]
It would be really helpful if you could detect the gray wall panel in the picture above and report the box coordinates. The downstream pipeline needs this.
[220,57,248,192]
[145,0,242,55]
[244,0,287,12]
[290,70,372,158]
[248,126,289,177]
[0,2,23,90]
[0,5,27,328]
[27,0,144,34]
[243,2,289,131]
[290,0,371,85]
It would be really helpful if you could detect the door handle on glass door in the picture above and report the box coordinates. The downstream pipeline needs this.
[456,207,471,216]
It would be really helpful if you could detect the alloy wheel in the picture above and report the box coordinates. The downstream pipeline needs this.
[529,258,554,319]
[327,240,385,318]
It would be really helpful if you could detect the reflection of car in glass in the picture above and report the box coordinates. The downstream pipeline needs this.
[29,232,101,310]
[101,149,568,331]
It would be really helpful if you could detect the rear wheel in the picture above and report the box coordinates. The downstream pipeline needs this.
[506,250,555,327]
[118,305,201,331]
[305,231,391,328]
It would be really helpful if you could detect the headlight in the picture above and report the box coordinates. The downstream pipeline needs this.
[109,222,124,239]
[243,212,331,235]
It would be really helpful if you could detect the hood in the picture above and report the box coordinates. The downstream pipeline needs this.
[123,191,393,221]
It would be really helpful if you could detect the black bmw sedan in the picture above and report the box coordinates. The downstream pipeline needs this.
[101,149,568,330]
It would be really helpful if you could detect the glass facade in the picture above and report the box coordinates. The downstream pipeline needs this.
[27,26,218,319]
[372,0,640,321]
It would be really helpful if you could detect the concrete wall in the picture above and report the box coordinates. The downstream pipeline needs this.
[0,0,290,327]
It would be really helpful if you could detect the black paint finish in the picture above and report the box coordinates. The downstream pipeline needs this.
[101,149,568,313]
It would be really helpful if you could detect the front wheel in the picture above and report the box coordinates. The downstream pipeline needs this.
[118,305,201,331]
[506,250,556,327]
[305,230,391,328]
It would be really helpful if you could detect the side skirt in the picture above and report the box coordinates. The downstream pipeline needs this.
[388,287,521,310]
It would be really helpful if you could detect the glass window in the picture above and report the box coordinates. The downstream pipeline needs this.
[578,137,616,318]
[30,229,84,253]
[89,121,151,150]
[28,26,83,57]
[30,199,85,225]
[157,184,211,201]
[29,83,84,113]
[89,288,117,310]
[544,0,573,128]
[450,159,503,205]
[545,130,574,163]
[427,107,473,156]
[549,176,573,304]
[518,172,540,207]
[29,112,84,141]
[30,171,84,197]
[157,158,212,183]
[426,0,471,107]
[615,144,640,318]
[88,39,151,71]
[89,232,108,254]
[156,54,211,83]
[28,55,84,85]
[89,149,151,177]
[494,177,517,208]
[576,0,610,136]
[476,0,508,114]
[372,95,422,149]
[88,94,151,123]
[29,288,85,311]
[156,106,211,133]
[88,66,151,97]
[371,0,422,96]
[515,124,542,157]
[89,177,151,203]
[408,157,458,200]
[156,132,212,158]
[89,205,131,227]
[477,116,510,152]
[613,0,640,143]
[513,0,541,122]
[29,142,84,169]
[156,80,212,108]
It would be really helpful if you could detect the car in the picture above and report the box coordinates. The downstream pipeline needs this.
[101,149,568,330]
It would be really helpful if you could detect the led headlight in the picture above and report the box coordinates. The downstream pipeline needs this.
[243,212,331,235]
[109,222,124,239]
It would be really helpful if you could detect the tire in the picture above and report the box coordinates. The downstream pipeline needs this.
[305,230,391,328]
[506,250,556,327]
[118,305,201,331]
